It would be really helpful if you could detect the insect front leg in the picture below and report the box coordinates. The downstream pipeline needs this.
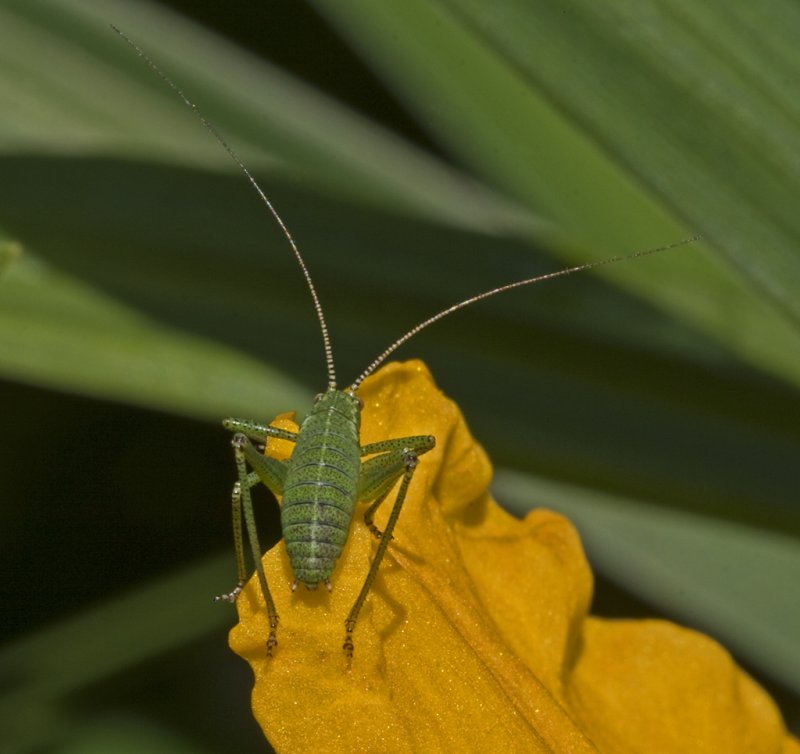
[343,435,435,657]
[220,419,295,656]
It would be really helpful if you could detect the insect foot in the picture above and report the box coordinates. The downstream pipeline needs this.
[266,618,278,657]
[343,619,356,659]
[214,581,243,603]
[365,512,393,541]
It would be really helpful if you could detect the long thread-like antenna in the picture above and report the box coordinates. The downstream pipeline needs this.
[350,235,700,392]
[112,25,338,389]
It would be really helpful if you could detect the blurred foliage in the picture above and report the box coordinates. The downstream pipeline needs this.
[1,0,798,750]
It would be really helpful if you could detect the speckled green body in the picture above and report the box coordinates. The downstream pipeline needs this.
[281,388,362,589]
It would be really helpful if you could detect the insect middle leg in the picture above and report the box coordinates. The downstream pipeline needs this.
[343,434,435,656]
[220,419,296,655]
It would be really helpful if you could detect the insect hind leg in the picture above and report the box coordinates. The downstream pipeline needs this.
[345,435,435,657]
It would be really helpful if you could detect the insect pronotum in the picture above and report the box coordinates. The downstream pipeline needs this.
[114,27,697,657]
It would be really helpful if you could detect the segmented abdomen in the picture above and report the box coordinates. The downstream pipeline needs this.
[281,390,361,588]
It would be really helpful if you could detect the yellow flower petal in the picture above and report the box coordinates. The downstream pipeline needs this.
[569,618,796,754]
[228,360,798,753]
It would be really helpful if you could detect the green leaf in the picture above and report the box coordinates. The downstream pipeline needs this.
[311,0,800,385]
[0,555,232,752]
[57,720,214,754]
[0,251,307,419]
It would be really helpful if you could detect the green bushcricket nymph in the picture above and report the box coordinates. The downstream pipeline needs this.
[114,28,696,658]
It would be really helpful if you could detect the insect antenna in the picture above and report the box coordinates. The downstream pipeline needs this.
[111,25,338,389]
[350,235,700,392]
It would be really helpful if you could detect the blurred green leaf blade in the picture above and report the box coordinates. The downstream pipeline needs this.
[312,0,800,386]
[0,251,308,418]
